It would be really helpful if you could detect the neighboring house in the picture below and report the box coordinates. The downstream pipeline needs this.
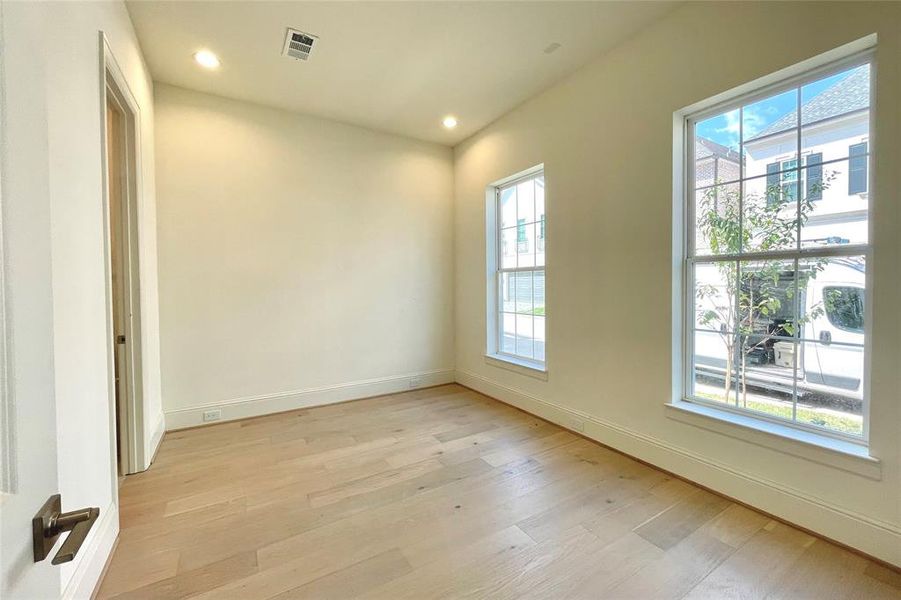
[743,65,870,246]
[695,137,742,188]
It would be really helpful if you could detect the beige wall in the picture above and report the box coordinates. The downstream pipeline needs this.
[0,0,163,595]
[454,2,900,565]
[154,85,455,427]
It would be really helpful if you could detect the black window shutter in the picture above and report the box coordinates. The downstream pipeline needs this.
[806,153,823,200]
[766,162,780,205]
[849,143,868,194]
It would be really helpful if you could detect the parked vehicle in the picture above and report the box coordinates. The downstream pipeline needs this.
[694,257,864,401]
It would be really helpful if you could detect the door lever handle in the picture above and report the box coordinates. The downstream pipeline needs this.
[32,494,100,565]
[51,506,100,564]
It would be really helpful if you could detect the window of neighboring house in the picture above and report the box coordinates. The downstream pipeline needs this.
[766,159,801,205]
[767,156,825,204]
[781,158,798,202]
[516,218,529,252]
[849,142,868,194]
[489,169,546,369]
[685,54,872,442]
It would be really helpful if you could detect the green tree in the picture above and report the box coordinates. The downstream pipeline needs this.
[695,170,834,406]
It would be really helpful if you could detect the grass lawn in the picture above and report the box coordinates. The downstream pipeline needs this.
[696,389,862,435]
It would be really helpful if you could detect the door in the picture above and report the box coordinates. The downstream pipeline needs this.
[102,55,146,476]
[802,261,866,398]
[0,2,63,597]
[812,284,865,395]
[107,96,129,476]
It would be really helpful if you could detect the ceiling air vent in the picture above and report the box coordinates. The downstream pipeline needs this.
[282,28,317,61]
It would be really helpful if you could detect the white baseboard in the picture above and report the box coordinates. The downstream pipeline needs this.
[454,369,901,567]
[61,501,118,600]
[164,369,456,430]
[145,411,165,469]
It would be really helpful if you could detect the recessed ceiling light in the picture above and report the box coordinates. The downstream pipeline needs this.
[193,50,220,69]
[443,116,458,129]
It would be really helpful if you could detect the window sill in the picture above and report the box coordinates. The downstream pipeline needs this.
[484,354,548,381]
[666,400,881,480]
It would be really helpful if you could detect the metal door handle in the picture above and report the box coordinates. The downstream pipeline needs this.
[32,494,100,565]
[819,330,832,344]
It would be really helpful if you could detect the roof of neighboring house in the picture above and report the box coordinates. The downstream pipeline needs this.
[696,137,740,162]
[748,66,870,141]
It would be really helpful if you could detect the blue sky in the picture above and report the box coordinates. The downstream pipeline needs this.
[696,67,857,149]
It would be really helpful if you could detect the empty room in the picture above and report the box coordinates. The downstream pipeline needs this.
[1,1,900,598]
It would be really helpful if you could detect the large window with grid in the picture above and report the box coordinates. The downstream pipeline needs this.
[684,54,871,441]
[491,170,546,368]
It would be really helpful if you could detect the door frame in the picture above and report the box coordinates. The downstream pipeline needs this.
[99,33,145,476]
[0,22,11,496]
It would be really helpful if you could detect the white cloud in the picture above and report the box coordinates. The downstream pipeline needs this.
[741,106,769,139]
[713,110,740,149]
[710,105,775,147]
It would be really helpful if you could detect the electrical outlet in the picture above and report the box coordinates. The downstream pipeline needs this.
[409,377,422,389]
[568,418,585,433]
[202,409,221,423]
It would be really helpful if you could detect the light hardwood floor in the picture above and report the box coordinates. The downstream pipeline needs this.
[98,384,901,599]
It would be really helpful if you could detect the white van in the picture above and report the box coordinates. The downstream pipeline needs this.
[693,257,865,401]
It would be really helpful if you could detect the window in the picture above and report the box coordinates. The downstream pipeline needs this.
[824,286,864,332]
[516,218,529,252]
[685,55,871,440]
[767,156,825,205]
[490,169,545,369]
[781,159,799,203]
[848,142,868,194]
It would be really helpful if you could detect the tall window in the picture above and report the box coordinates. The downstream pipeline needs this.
[685,55,871,441]
[491,170,546,368]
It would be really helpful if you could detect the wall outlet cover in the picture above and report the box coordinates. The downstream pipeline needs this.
[409,377,422,388]
[202,409,222,422]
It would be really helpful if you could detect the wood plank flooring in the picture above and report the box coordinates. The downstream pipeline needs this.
[97,384,901,599]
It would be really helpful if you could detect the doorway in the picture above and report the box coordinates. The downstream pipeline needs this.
[102,37,146,477]
[106,94,129,477]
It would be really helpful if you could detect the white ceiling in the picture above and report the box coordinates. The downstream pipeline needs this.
[126,1,677,146]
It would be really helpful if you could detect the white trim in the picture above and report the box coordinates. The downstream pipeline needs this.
[0,39,12,493]
[100,32,147,476]
[691,243,869,263]
[145,411,165,470]
[679,36,877,122]
[484,353,548,380]
[666,400,876,472]
[0,3,21,497]
[490,163,545,189]
[486,165,547,369]
[455,369,901,567]
[164,369,456,430]
[61,502,119,600]
[676,42,876,444]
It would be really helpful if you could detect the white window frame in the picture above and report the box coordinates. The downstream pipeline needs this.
[677,49,874,446]
[486,165,546,376]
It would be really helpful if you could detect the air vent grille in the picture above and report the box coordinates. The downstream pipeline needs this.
[283,28,317,61]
